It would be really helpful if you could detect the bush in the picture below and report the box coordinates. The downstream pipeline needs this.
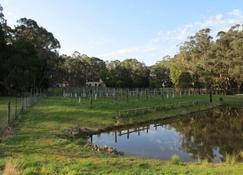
[170,154,182,165]
[225,154,236,165]
[219,97,223,102]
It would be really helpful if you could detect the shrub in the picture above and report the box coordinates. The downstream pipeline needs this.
[219,97,223,102]
[170,154,182,165]
[225,154,236,165]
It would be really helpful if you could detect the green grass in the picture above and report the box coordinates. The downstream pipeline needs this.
[0,95,243,174]
[0,97,9,120]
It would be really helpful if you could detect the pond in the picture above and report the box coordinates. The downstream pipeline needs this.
[91,106,243,162]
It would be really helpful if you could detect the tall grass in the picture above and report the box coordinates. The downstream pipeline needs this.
[3,161,20,175]
[225,154,237,165]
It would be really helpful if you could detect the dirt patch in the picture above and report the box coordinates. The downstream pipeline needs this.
[89,143,124,155]
[0,127,13,141]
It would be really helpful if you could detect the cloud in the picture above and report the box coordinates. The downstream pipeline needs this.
[100,9,243,65]
[228,9,241,16]
[99,46,158,59]
[152,9,243,49]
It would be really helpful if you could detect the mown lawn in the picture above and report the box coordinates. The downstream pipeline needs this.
[0,95,243,175]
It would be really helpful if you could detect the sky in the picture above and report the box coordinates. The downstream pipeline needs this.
[1,0,243,65]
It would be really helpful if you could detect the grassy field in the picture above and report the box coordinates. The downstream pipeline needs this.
[0,95,243,174]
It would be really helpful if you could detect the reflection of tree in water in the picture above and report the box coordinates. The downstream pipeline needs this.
[167,107,243,162]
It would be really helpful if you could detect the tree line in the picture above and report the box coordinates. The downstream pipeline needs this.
[170,27,243,94]
[0,4,242,95]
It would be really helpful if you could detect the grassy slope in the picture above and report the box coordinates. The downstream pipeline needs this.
[0,95,243,175]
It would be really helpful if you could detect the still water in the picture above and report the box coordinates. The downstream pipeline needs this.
[91,107,243,162]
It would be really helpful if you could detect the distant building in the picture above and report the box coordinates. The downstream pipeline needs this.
[85,79,106,87]
[55,81,70,88]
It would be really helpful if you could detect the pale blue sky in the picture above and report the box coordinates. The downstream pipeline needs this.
[1,0,243,65]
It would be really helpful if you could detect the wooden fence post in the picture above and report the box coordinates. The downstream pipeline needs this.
[126,89,129,102]
[15,97,18,119]
[90,88,93,108]
[24,96,26,110]
[21,96,23,112]
[8,101,11,125]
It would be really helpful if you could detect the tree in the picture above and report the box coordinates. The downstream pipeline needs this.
[76,54,107,82]
[15,18,60,51]
[57,53,107,87]
[14,18,61,89]
[121,59,150,88]
[0,5,13,94]
[179,28,212,87]
[174,28,216,101]
[169,57,183,88]
[227,25,243,93]
[150,60,172,88]
[104,60,133,88]
[62,55,87,86]
[0,4,6,48]
[178,72,192,89]
[104,59,150,88]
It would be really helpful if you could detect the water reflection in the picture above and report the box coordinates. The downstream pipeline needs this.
[91,107,243,162]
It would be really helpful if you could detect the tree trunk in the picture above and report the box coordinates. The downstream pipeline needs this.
[90,88,93,108]
[237,84,241,94]
[209,88,213,103]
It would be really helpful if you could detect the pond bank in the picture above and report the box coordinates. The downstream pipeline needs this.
[64,102,225,138]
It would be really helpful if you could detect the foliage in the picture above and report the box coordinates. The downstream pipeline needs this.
[169,59,182,88]
[0,5,60,95]
[104,59,150,88]
[173,26,243,93]
[170,155,182,165]
[149,60,173,88]
[178,72,192,89]
[59,53,106,87]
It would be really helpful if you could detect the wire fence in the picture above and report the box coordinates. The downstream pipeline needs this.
[117,99,220,117]
[0,87,235,135]
[48,87,226,100]
[0,92,44,135]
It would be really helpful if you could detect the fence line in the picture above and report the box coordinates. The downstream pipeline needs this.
[117,100,219,117]
[0,92,44,135]
[48,87,225,100]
